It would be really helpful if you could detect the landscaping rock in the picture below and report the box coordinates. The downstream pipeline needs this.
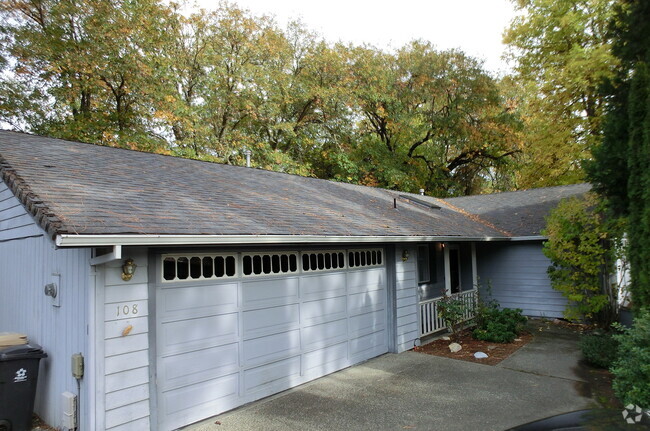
[474,352,488,359]
[449,342,462,353]
[441,336,451,341]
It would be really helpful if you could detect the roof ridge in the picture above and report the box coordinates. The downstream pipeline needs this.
[443,183,591,200]
[0,153,65,238]
[435,198,513,237]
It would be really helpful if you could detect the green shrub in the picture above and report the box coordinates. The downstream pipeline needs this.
[611,310,650,408]
[541,193,623,326]
[472,306,527,343]
[580,332,619,368]
[437,296,466,342]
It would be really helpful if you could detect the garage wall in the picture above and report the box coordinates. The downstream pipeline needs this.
[0,184,91,430]
[394,244,418,353]
[476,241,567,318]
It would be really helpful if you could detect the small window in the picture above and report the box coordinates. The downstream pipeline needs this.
[163,257,176,280]
[417,245,430,284]
[225,256,236,276]
[190,257,202,279]
[417,244,437,284]
[202,257,213,278]
[177,257,189,280]
[215,256,225,277]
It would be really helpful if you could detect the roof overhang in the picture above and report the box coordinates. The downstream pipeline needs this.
[55,233,546,248]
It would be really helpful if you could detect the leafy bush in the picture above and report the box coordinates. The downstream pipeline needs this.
[472,306,527,343]
[541,193,624,326]
[580,332,619,368]
[611,310,650,408]
[437,296,467,342]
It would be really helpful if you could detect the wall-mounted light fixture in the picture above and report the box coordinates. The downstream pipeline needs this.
[401,249,410,262]
[121,259,137,281]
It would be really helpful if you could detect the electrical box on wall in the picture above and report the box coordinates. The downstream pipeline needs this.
[61,391,77,430]
[71,353,84,379]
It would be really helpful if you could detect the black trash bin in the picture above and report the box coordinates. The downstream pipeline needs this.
[0,344,47,431]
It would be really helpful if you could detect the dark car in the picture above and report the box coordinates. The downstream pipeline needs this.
[506,409,650,431]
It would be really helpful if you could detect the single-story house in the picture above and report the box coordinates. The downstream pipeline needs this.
[0,131,590,431]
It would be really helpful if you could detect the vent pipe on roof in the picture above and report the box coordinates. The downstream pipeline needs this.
[419,189,425,196]
[243,148,252,168]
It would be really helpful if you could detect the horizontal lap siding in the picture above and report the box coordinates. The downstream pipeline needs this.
[476,242,567,318]
[0,233,90,428]
[103,248,151,430]
[394,245,418,353]
[0,182,43,241]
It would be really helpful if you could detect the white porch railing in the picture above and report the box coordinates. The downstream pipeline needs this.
[419,289,478,337]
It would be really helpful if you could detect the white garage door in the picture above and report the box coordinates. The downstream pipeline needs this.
[155,248,388,431]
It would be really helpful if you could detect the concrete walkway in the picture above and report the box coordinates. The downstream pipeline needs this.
[185,321,593,431]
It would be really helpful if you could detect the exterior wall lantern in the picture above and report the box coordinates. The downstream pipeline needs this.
[401,249,410,262]
[121,259,137,281]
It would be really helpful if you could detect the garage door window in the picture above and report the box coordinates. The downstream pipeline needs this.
[302,251,346,272]
[162,254,236,281]
[242,252,298,276]
[348,249,383,268]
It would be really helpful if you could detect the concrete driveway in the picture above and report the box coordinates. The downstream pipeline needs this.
[185,321,594,431]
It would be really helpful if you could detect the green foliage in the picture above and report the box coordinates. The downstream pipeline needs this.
[472,306,527,344]
[542,193,623,325]
[625,63,650,310]
[580,332,620,368]
[0,1,523,197]
[504,0,618,188]
[611,310,650,408]
[588,0,650,311]
[437,296,467,341]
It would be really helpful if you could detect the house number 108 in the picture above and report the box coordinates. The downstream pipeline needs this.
[116,304,138,317]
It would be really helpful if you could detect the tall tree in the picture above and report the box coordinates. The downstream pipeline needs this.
[348,41,522,196]
[504,0,619,187]
[587,0,650,309]
[0,0,175,150]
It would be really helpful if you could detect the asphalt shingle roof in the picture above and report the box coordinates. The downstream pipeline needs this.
[442,183,592,236]
[0,131,505,240]
[0,131,590,242]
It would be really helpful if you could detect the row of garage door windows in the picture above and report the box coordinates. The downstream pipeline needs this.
[162,248,384,282]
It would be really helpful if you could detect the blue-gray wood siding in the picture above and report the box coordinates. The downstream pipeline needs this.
[395,244,418,352]
[101,248,151,431]
[0,182,43,242]
[0,195,91,428]
[476,241,567,318]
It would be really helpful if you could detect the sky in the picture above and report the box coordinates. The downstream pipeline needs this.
[194,0,519,75]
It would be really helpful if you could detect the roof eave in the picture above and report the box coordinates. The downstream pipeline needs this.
[55,233,518,248]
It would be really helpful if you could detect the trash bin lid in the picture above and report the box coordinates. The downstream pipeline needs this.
[0,343,47,361]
